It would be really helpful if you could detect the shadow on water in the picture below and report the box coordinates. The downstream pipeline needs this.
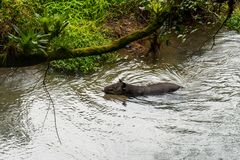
[1,31,240,159]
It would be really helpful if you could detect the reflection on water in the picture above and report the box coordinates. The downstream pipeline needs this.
[1,31,240,160]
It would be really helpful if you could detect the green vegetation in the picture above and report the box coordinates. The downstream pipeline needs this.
[8,25,49,55]
[51,53,119,74]
[226,7,240,32]
[0,0,131,73]
[0,0,238,72]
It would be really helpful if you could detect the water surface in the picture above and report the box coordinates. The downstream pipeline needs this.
[0,31,240,160]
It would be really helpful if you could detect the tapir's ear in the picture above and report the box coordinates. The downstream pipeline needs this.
[119,80,126,91]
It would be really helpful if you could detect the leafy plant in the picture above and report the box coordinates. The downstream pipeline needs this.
[226,8,240,32]
[8,25,49,55]
[38,14,68,39]
[50,53,120,74]
[147,0,168,14]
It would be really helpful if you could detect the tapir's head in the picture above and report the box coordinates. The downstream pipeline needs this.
[103,79,126,95]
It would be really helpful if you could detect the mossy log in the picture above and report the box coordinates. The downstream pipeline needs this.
[0,12,169,67]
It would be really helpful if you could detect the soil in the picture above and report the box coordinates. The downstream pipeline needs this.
[105,13,152,58]
[105,13,220,60]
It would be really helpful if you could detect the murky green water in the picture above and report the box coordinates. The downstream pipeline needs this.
[1,31,240,160]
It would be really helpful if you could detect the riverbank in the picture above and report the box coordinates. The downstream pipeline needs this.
[0,0,239,73]
[107,2,240,61]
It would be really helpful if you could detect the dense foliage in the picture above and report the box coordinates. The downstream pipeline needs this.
[226,7,240,32]
[0,0,130,73]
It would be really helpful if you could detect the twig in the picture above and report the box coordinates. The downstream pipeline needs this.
[41,101,50,132]
[28,68,47,92]
[42,63,62,144]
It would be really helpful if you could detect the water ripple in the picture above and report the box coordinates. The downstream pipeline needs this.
[1,31,240,159]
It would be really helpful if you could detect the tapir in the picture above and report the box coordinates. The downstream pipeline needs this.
[103,79,181,97]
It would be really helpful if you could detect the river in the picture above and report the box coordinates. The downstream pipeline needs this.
[0,31,240,160]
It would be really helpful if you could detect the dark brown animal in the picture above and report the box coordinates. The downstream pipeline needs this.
[103,79,181,97]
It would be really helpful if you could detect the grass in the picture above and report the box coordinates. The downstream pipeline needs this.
[42,0,128,74]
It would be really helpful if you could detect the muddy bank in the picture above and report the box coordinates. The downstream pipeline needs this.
[106,15,221,59]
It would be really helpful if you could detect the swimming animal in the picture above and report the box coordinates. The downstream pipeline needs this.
[103,79,181,97]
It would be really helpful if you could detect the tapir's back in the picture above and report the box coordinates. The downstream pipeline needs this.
[143,82,181,95]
